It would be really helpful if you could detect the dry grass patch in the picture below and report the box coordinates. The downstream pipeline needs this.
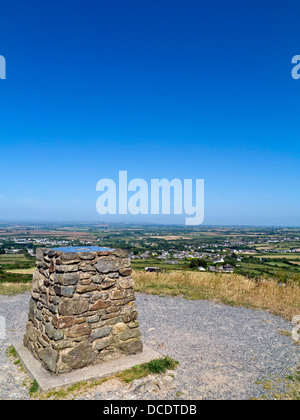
[133,270,300,321]
[0,282,31,295]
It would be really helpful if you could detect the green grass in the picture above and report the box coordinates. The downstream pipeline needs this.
[6,345,26,373]
[6,345,18,359]
[116,357,179,383]
[29,380,39,396]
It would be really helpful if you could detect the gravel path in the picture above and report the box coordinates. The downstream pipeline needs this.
[0,292,298,400]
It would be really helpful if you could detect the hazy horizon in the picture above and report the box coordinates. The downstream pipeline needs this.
[0,220,299,229]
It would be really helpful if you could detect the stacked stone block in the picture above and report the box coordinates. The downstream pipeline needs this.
[23,247,143,374]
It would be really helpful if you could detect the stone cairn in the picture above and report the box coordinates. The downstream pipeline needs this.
[23,247,143,374]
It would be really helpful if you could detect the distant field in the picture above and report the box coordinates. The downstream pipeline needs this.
[0,254,36,272]
[0,254,27,264]
[148,236,190,240]
[6,268,35,274]
[0,230,92,237]
[254,253,300,260]
[131,258,188,271]
[255,245,276,250]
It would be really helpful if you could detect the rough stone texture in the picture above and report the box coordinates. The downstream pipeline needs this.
[23,248,143,374]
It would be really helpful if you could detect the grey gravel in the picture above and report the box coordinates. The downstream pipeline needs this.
[0,292,299,400]
[136,293,299,400]
[0,293,31,400]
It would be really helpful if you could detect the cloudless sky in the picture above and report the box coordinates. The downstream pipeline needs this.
[0,0,300,225]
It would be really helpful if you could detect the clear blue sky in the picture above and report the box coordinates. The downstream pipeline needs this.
[0,0,299,225]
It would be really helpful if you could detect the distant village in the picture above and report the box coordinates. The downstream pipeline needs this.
[1,232,300,275]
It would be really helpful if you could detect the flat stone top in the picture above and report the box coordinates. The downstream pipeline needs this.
[51,246,114,253]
